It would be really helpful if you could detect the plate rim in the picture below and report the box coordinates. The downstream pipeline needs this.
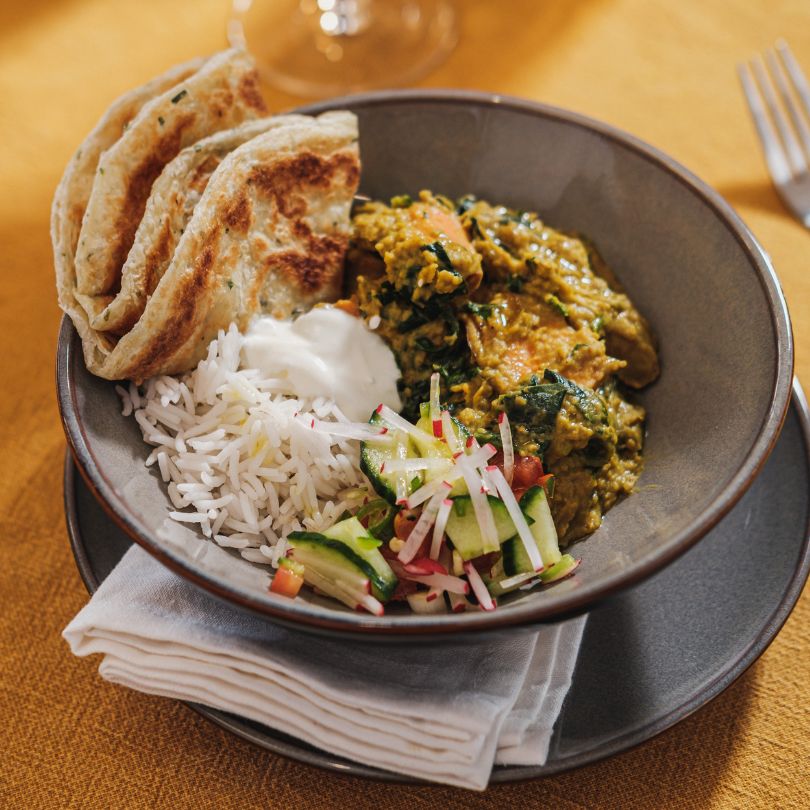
[62,380,810,782]
[56,89,794,636]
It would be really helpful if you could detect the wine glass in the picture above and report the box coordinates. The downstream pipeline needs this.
[228,0,458,98]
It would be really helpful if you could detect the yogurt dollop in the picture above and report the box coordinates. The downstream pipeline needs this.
[242,307,402,422]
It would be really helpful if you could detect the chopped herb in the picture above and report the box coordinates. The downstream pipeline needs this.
[543,369,607,425]
[591,315,604,334]
[422,241,455,273]
[157,115,165,126]
[456,195,476,214]
[390,194,412,208]
[468,216,484,240]
[465,301,496,319]
[410,477,422,492]
[525,257,538,272]
[171,89,188,104]
[569,343,586,357]
[356,534,383,551]
[226,279,234,290]
[506,274,524,292]
[546,293,569,319]
[98,167,104,175]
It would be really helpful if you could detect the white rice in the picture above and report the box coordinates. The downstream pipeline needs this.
[120,324,370,567]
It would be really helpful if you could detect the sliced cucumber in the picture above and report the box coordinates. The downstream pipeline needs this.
[287,525,397,602]
[539,553,579,583]
[321,517,397,600]
[445,494,524,561]
[360,411,414,505]
[415,411,470,496]
[502,486,562,576]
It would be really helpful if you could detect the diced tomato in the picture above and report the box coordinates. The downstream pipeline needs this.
[512,456,544,490]
[270,567,304,599]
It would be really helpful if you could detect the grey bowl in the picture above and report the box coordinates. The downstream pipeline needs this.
[57,90,794,639]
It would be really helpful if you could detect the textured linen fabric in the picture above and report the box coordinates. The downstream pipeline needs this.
[1,0,809,807]
[62,545,586,790]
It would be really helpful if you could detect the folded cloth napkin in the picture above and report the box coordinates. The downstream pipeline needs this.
[64,544,587,791]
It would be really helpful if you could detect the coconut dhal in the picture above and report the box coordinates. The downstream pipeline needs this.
[348,191,659,544]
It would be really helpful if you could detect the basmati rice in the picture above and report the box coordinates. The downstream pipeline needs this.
[120,324,371,567]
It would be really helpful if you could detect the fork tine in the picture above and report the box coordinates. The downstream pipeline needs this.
[752,55,807,175]
[738,61,792,185]
[767,47,810,162]
[776,40,810,118]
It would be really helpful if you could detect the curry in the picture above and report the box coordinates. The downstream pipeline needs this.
[347,191,659,543]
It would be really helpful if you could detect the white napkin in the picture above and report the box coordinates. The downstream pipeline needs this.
[64,544,586,791]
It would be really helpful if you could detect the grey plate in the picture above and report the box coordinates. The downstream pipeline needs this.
[64,381,810,782]
[57,90,794,638]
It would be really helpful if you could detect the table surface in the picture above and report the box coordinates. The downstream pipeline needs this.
[1,1,808,807]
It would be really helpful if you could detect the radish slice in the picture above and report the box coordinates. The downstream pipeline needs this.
[376,404,436,445]
[405,477,454,510]
[357,593,385,616]
[398,489,447,564]
[456,454,499,553]
[429,373,442,437]
[498,411,514,485]
[456,442,497,468]
[404,558,447,576]
[488,465,544,572]
[430,498,453,560]
[383,458,453,474]
[497,571,538,590]
[403,572,470,594]
[464,561,495,611]
[305,417,393,443]
[442,411,461,453]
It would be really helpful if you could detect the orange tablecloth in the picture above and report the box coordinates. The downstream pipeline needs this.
[1,1,808,807]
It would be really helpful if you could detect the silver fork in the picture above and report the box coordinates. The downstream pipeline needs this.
[739,40,810,227]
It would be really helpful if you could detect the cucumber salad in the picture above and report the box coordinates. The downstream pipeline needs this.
[271,373,579,614]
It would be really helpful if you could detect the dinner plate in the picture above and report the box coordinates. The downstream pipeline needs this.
[64,381,810,781]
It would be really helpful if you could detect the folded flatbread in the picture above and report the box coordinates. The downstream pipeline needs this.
[84,116,314,336]
[55,108,360,382]
[73,48,266,310]
[52,57,206,357]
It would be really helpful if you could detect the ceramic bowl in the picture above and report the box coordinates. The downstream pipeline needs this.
[57,90,793,638]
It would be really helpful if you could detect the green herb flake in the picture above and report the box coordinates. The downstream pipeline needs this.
[98,167,104,175]
[465,301,496,319]
[225,279,234,290]
[390,194,412,208]
[157,115,165,126]
[506,275,524,293]
[545,293,569,319]
[171,89,188,104]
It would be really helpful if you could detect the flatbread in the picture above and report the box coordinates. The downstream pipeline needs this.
[74,48,266,307]
[52,57,205,361]
[85,116,314,336]
[57,110,360,382]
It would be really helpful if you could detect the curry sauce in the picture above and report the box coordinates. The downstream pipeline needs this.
[348,191,659,543]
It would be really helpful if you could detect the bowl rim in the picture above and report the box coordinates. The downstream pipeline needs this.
[56,89,794,638]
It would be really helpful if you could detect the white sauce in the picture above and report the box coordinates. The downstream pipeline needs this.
[242,307,402,422]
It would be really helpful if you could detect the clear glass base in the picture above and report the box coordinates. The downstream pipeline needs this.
[228,0,457,98]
